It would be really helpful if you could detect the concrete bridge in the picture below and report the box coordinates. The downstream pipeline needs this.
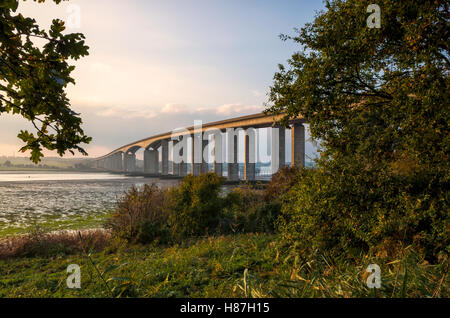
[94,112,306,181]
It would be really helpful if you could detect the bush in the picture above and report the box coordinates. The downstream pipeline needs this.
[166,173,225,241]
[107,184,168,243]
[222,185,279,233]
[0,228,110,259]
[264,166,301,201]
[277,166,449,261]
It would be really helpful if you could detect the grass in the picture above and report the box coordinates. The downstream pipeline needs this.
[0,233,447,298]
[0,211,111,237]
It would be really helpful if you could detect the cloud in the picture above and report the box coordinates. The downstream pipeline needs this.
[95,107,157,119]
[214,103,264,116]
[251,89,264,98]
[160,104,186,114]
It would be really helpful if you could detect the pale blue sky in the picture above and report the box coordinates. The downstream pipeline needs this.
[0,0,325,158]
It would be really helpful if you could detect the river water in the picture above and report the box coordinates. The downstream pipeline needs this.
[0,171,179,231]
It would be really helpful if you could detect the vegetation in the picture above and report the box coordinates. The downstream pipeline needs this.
[0,0,91,163]
[0,233,447,298]
[0,171,448,298]
[0,0,448,299]
[107,173,284,244]
[266,0,449,261]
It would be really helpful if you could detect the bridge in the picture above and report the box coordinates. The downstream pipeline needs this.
[94,112,306,181]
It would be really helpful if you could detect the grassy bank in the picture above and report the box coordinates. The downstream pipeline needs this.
[0,211,111,237]
[0,233,447,298]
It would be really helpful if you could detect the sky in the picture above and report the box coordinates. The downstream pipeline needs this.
[0,0,326,159]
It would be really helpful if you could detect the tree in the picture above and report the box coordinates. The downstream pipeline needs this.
[268,1,449,258]
[0,0,91,163]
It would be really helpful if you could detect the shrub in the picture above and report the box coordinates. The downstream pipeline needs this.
[0,228,110,259]
[166,173,225,241]
[264,166,301,201]
[277,166,449,261]
[107,184,168,243]
[222,185,279,233]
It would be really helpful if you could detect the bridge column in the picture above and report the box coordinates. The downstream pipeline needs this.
[115,153,123,171]
[271,126,285,174]
[123,153,136,173]
[106,156,113,170]
[144,149,159,174]
[201,138,209,174]
[161,140,169,175]
[179,140,188,177]
[227,130,239,181]
[192,134,201,176]
[172,140,180,176]
[213,135,223,176]
[291,123,305,167]
[244,130,256,181]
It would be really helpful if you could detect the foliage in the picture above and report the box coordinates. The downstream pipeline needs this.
[0,233,447,298]
[0,226,110,259]
[0,0,91,162]
[267,0,449,259]
[223,185,279,234]
[166,173,225,241]
[107,184,168,244]
[264,166,301,201]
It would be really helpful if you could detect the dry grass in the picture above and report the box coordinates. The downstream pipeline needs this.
[0,228,111,259]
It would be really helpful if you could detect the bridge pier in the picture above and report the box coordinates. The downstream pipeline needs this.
[271,126,285,174]
[201,138,209,174]
[172,140,180,176]
[178,137,188,177]
[161,140,169,175]
[291,123,305,167]
[144,149,159,174]
[244,129,256,181]
[191,134,201,176]
[213,135,223,176]
[113,152,123,171]
[123,153,136,173]
[227,129,239,181]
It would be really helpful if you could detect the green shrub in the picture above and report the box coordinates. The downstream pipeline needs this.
[222,185,280,233]
[166,173,225,241]
[107,184,167,243]
[277,166,449,261]
[264,166,301,201]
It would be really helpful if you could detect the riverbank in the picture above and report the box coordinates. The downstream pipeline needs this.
[0,211,110,237]
[0,233,447,298]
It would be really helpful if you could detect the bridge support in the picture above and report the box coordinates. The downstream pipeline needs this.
[191,134,201,176]
[144,149,159,174]
[213,135,223,176]
[179,137,188,177]
[161,140,169,175]
[271,126,285,174]
[227,130,239,181]
[123,153,136,173]
[244,130,256,181]
[291,123,305,167]
[201,138,209,174]
[172,140,180,176]
[113,152,123,171]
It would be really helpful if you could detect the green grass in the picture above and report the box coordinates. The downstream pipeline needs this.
[0,233,447,298]
[0,212,111,237]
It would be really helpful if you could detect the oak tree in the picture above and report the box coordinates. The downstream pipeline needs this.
[0,0,91,162]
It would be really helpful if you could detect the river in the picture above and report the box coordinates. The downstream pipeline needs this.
[0,171,179,233]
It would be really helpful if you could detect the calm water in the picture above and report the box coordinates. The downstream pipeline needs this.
[0,171,179,230]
